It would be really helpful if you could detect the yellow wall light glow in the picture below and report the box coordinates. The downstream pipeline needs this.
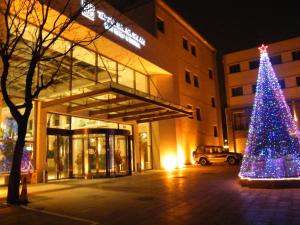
[163,155,177,170]
[177,148,185,168]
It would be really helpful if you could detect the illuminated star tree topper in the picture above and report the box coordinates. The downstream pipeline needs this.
[239,44,300,180]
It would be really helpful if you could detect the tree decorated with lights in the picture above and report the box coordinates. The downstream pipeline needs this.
[239,45,300,180]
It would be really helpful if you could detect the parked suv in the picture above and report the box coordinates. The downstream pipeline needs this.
[192,145,243,166]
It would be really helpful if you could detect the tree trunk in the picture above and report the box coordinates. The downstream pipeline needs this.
[7,117,29,205]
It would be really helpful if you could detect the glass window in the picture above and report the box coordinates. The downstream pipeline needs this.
[47,113,70,129]
[213,126,218,137]
[191,45,197,56]
[270,55,282,65]
[135,72,149,93]
[296,77,300,86]
[249,59,259,70]
[278,79,285,89]
[97,55,117,83]
[196,108,201,121]
[0,106,35,174]
[115,135,128,174]
[183,38,189,50]
[252,84,257,94]
[292,50,300,61]
[229,64,240,73]
[193,75,199,88]
[185,70,191,84]
[232,87,243,97]
[209,69,213,80]
[211,97,216,108]
[71,117,118,130]
[72,46,97,86]
[118,65,134,88]
[233,112,248,130]
[156,17,165,33]
[138,123,152,170]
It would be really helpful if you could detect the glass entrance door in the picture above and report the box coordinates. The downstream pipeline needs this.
[47,135,69,180]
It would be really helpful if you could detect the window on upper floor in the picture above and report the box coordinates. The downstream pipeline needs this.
[156,17,165,33]
[292,50,300,61]
[183,38,189,51]
[249,59,259,70]
[229,64,241,73]
[187,105,193,119]
[185,70,191,84]
[209,69,213,80]
[193,75,199,88]
[278,79,285,89]
[296,77,300,86]
[211,97,216,108]
[196,108,201,121]
[270,55,282,65]
[231,86,243,97]
[252,84,257,94]
[213,126,218,137]
[191,45,197,56]
[233,112,248,131]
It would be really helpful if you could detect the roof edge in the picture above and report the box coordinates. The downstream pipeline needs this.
[156,0,216,52]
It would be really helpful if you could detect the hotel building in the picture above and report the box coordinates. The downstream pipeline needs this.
[0,0,223,184]
[224,37,300,153]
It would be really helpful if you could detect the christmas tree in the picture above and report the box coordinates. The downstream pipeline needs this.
[239,45,300,180]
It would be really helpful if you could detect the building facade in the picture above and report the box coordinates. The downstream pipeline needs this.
[0,0,223,184]
[224,37,300,153]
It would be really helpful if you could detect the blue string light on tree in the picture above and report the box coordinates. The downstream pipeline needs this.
[239,44,300,180]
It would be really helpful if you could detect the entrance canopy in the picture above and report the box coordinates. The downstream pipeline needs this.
[42,82,192,123]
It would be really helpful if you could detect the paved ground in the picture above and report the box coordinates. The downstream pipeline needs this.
[1,165,300,225]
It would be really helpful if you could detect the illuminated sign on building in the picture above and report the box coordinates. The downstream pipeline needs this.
[81,0,146,49]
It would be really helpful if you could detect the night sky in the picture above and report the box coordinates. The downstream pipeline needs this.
[164,1,300,54]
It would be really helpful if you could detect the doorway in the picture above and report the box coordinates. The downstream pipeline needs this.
[47,128,132,180]
[47,135,70,180]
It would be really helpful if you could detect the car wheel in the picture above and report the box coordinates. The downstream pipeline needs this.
[227,157,236,165]
[199,158,208,166]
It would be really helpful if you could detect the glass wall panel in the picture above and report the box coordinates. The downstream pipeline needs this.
[138,123,152,170]
[47,113,70,129]
[0,106,35,175]
[119,124,133,135]
[136,72,149,93]
[47,135,69,180]
[72,46,97,91]
[71,117,118,129]
[118,65,134,88]
[47,135,57,180]
[72,137,84,177]
[114,135,127,174]
[97,55,117,83]
[39,47,72,99]
[97,135,106,172]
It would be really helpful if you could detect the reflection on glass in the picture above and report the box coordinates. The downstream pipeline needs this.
[0,114,35,174]
[98,55,117,82]
[47,135,69,180]
[47,135,57,180]
[114,135,127,174]
[72,138,83,177]
[47,113,70,129]
[118,65,134,88]
[136,72,149,93]
[73,46,96,90]
[138,123,152,170]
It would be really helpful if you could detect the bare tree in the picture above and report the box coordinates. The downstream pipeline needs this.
[0,0,119,204]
